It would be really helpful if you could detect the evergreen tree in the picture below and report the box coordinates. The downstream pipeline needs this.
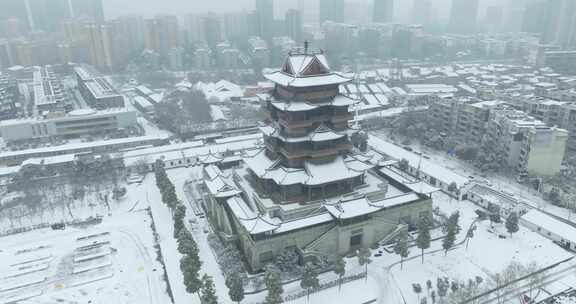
[442,224,456,255]
[413,283,423,303]
[174,203,186,222]
[437,277,448,298]
[201,274,218,304]
[264,264,284,304]
[393,230,410,269]
[180,255,202,295]
[177,228,198,257]
[333,256,346,292]
[173,216,185,238]
[505,212,520,237]
[398,158,410,171]
[357,247,372,281]
[445,211,461,234]
[300,264,320,301]
[488,204,501,227]
[447,182,458,203]
[416,217,431,264]
[226,272,245,304]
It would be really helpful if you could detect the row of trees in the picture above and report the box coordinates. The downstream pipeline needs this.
[261,249,373,304]
[413,276,484,304]
[393,211,462,269]
[413,260,545,304]
[154,160,220,303]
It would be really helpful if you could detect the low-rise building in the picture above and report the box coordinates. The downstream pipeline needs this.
[74,65,125,109]
[0,108,138,142]
[539,51,576,75]
[0,135,169,166]
[521,209,576,251]
[33,66,69,114]
[0,72,21,120]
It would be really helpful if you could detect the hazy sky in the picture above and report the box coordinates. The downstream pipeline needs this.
[103,0,255,17]
[103,0,507,22]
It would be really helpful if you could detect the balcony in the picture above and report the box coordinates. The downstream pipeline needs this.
[265,141,352,160]
[277,112,354,130]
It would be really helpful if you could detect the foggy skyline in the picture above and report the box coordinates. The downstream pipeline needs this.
[103,0,508,23]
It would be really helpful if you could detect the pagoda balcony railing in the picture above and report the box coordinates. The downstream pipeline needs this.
[266,141,352,159]
[277,113,354,130]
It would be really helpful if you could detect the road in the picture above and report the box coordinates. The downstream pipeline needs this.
[116,227,163,304]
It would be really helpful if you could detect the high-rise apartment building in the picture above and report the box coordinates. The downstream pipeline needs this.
[448,0,479,34]
[373,0,394,23]
[319,0,345,24]
[541,0,576,48]
[412,0,431,25]
[285,9,303,43]
[70,0,104,23]
[144,15,180,57]
[85,23,113,69]
[255,0,274,41]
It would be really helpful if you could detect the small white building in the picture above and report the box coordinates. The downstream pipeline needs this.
[521,209,576,251]
[195,80,244,103]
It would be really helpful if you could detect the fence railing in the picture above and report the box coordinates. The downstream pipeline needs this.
[255,270,367,303]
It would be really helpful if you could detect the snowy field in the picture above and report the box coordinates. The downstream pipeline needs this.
[0,210,171,304]
[380,192,576,304]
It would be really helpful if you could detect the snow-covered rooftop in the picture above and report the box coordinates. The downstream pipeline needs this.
[268,94,357,112]
[368,135,469,188]
[244,149,372,186]
[264,72,351,88]
[522,210,576,244]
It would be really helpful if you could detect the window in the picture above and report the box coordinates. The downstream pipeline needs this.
[350,234,362,247]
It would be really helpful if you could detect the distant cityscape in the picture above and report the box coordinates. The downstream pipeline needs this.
[0,0,574,73]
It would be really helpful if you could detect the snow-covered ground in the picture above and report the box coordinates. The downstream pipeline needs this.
[138,116,173,138]
[382,192,575,304]
[0,210,171,304]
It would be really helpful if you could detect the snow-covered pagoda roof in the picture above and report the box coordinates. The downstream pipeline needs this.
[265,72,352,88]
[226,190,423,235]
[226,196,280,234]
[264,51,352,88]
[198,151,223,164]
[323,192,422,219]
[269,94,358,112]
[204,165,242,198]
[259,123,348,143]
[244,149,373,186]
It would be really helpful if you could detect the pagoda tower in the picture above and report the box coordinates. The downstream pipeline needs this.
[245,46,368,202]
[201,46,432,272]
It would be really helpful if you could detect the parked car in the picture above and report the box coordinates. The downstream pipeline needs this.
[51,223,65,230]
[127,174,144,184]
